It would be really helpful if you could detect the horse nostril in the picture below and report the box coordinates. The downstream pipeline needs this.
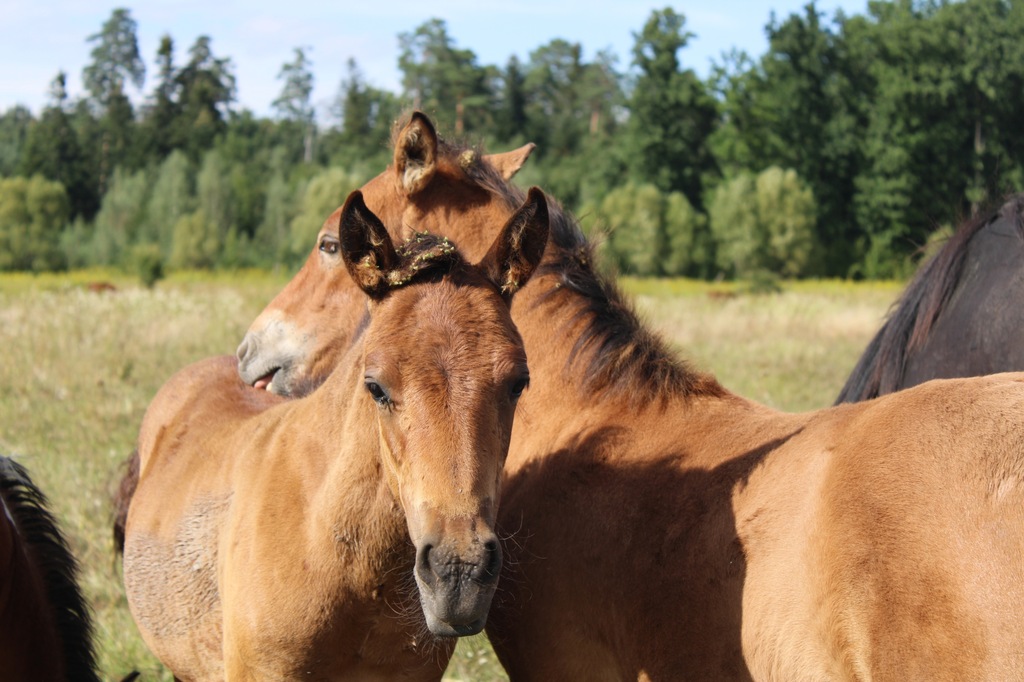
[416,543,438,588]
[480,539,502,582]
[236,335,253,364]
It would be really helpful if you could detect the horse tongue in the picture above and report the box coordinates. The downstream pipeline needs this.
[253,370,276,391]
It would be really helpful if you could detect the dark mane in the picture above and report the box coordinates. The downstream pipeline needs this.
[534,201,726,405]
[836,195,1024,404]
[1,456,99,681]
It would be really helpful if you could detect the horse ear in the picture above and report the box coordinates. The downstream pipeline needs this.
[338,190,400,300]
[394,111,438,196]
[484,142,536,181]
[479,187,549,300]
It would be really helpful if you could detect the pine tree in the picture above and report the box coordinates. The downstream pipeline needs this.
[627,8,717,211]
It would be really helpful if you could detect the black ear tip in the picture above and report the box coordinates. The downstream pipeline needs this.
[526,186,546,206]
[410,111,436,134]
[525,187,549,217]
[342,189,364,209]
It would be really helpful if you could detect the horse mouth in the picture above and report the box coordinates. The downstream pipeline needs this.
[252,368,280,392]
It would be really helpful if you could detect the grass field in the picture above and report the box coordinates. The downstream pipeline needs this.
[0,270,902,680]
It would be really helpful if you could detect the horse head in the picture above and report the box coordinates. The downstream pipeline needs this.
[338,186,548,636]
[236,112,533,397]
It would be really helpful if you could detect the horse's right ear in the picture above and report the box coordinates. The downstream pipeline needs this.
[338,190,400,300]
[394,111,438,196]
[484,142,536,181]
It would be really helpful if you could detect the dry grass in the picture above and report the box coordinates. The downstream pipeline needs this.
[0,272,901,680]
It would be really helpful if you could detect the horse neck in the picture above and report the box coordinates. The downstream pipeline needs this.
[280,342,408,570]
[518,210,721,402]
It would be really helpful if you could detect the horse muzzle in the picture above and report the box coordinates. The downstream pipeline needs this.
[236,327,303,397]
[414,530,502,637]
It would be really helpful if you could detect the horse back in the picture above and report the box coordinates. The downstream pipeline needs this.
[750,373,1024,680]
[135,355,282,477]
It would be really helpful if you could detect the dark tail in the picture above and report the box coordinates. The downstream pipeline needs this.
[112,449,140,555]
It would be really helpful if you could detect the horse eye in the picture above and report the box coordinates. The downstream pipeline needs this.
[319,237,340,255]
[365,381,390,406]
[510,376,529,399]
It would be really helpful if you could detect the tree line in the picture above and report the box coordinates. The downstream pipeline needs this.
[1,1,1023,282]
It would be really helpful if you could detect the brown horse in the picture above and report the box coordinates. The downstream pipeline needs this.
[1,456,99,682]
[122,188,548,679]
[837,194,1024,403]
[236,112,1024,681]
[235,122,536,398]
[110,123,535,551]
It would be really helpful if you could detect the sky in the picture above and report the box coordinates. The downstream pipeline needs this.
[0,1,868,120]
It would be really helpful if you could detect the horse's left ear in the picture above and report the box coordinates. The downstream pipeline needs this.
[338,190,400,300]
[479,187,549,300]
[394,111,438,196]
[484,142,536,181]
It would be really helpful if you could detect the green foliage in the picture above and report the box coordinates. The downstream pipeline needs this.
[602,182,663,276]
[170,208,219,268]
[662,190,712,278]
[587,181,709,277]
[144,150,194,259]
[274,47,316,163]
[0,175,70,271]
[328,58,400,162]
[89,166,149,265]
[708,172,758,276]
[0,105,33,177]
[288,167,362,264]
[710,167,817,278]
[176,36,236,162]
[627,8,718,210]
[19,77,98,220]
[194,149,234,238]
[139,34,182,159]
[82,8,145,106]
[131,242,164,287]
[399,19,493,135]
[253,169,295,266]
[2,1,1024,279]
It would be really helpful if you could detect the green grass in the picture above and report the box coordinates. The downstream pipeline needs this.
[0,271,902,680]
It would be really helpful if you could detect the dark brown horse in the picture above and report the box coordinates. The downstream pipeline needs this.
[234,112,1024,680]
[1,456,99,682]
[837,194,1024,403]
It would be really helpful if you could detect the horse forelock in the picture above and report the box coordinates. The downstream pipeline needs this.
[384,233,465,291]
[0,456,99,681]
[836,195,1024,404]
